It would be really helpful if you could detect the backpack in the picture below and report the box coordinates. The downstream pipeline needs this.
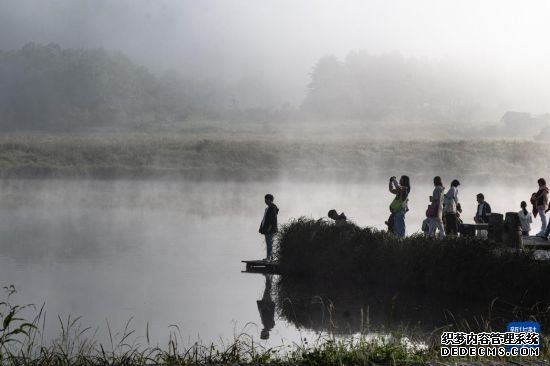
[426,202,438,218]
[389,197,403,213]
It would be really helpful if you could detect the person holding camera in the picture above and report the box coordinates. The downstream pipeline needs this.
[388,175,411,237]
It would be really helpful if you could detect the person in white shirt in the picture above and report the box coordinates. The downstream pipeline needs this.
[428,176,446,239]
[518,201,533,236]
[443,179,460,235]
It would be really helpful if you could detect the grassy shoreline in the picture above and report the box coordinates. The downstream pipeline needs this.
[0,134,546,181]
[2,285,547,365]
[276,218,550,306]
[0,287,430,365]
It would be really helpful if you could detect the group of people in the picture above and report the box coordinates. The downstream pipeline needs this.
[416,177,490,239]
[256,177,550,261]
[386,175,472,239]
[387,174,530,239]
[387,175,550,239]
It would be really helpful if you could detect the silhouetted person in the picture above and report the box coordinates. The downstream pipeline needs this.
[443,179,460,235]
[474,193,491,223]
[533,178,549,237]
[388,175,411,237]
[428,176,445,238]
[256,274,275,340]
[259,194,279,261]
[518,201,532,236]
[474,193,491,239]
[328,209,347,226]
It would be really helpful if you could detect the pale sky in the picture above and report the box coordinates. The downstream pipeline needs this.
[1,0,549,110]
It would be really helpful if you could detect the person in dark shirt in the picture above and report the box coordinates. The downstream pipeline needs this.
[534,178,549,237]
[259,194,279,261]
[474,193,492,224]
[328,209,347,225]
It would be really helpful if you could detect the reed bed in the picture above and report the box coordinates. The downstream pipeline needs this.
[0,284,431,365]
[276,218,550,305]
[0,134,547,181]
[2,283,548,365]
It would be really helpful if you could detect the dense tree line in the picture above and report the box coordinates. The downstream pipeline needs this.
[0,43,293,131]
[301,51,497,122]
[0,44,535,131]
[0,43,165,130]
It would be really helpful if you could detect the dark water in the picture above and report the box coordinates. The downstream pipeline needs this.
[0,179,543,348]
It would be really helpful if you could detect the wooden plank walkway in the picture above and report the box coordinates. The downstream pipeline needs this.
[242,259,280,273]
[523,236,550,249]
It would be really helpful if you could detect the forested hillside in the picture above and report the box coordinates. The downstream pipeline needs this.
[301,52,498,122]
[0,43,287,131]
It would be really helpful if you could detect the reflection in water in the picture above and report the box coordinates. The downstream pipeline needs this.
[274,275,550,337]
[1,179,548,346]
[256,274,275,339]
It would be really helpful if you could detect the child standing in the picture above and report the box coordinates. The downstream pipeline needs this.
[518,201,533,236]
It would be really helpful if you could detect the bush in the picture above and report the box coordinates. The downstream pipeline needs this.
[277,218,549,304]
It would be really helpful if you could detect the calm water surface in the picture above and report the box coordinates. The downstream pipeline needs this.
[0,179,540,348]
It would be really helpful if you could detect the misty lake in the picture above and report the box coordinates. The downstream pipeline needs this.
[0,178,541,348]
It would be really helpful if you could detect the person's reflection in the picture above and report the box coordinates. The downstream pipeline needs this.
[257,274,275,340]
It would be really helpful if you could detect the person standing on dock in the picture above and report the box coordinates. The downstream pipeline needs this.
[259,194,279,261]
[534,178,549,237]
[443,179,460,236]
[428,176,446,238]
[388,175,410,237]
[518,201,533,236]
[474,193,491,223]
[474,193,491,239]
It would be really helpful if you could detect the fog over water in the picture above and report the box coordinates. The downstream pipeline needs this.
[1,0,550,354]
[0,179,541,346]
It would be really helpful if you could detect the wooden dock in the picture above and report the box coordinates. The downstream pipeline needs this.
[522,236,550,249]
[242,260,280,273]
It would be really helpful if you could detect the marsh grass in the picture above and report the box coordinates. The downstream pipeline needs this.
[2,283,549,365]
[0,134,547,181]
[276,218,550,306]
[0,289,433,366]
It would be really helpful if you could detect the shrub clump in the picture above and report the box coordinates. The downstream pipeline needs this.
[276,218,550,304]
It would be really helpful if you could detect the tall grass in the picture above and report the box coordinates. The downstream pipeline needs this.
[2,285,548,364]
[0,285,432,365]
[276,218,550,305]
[0,134,547,181]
